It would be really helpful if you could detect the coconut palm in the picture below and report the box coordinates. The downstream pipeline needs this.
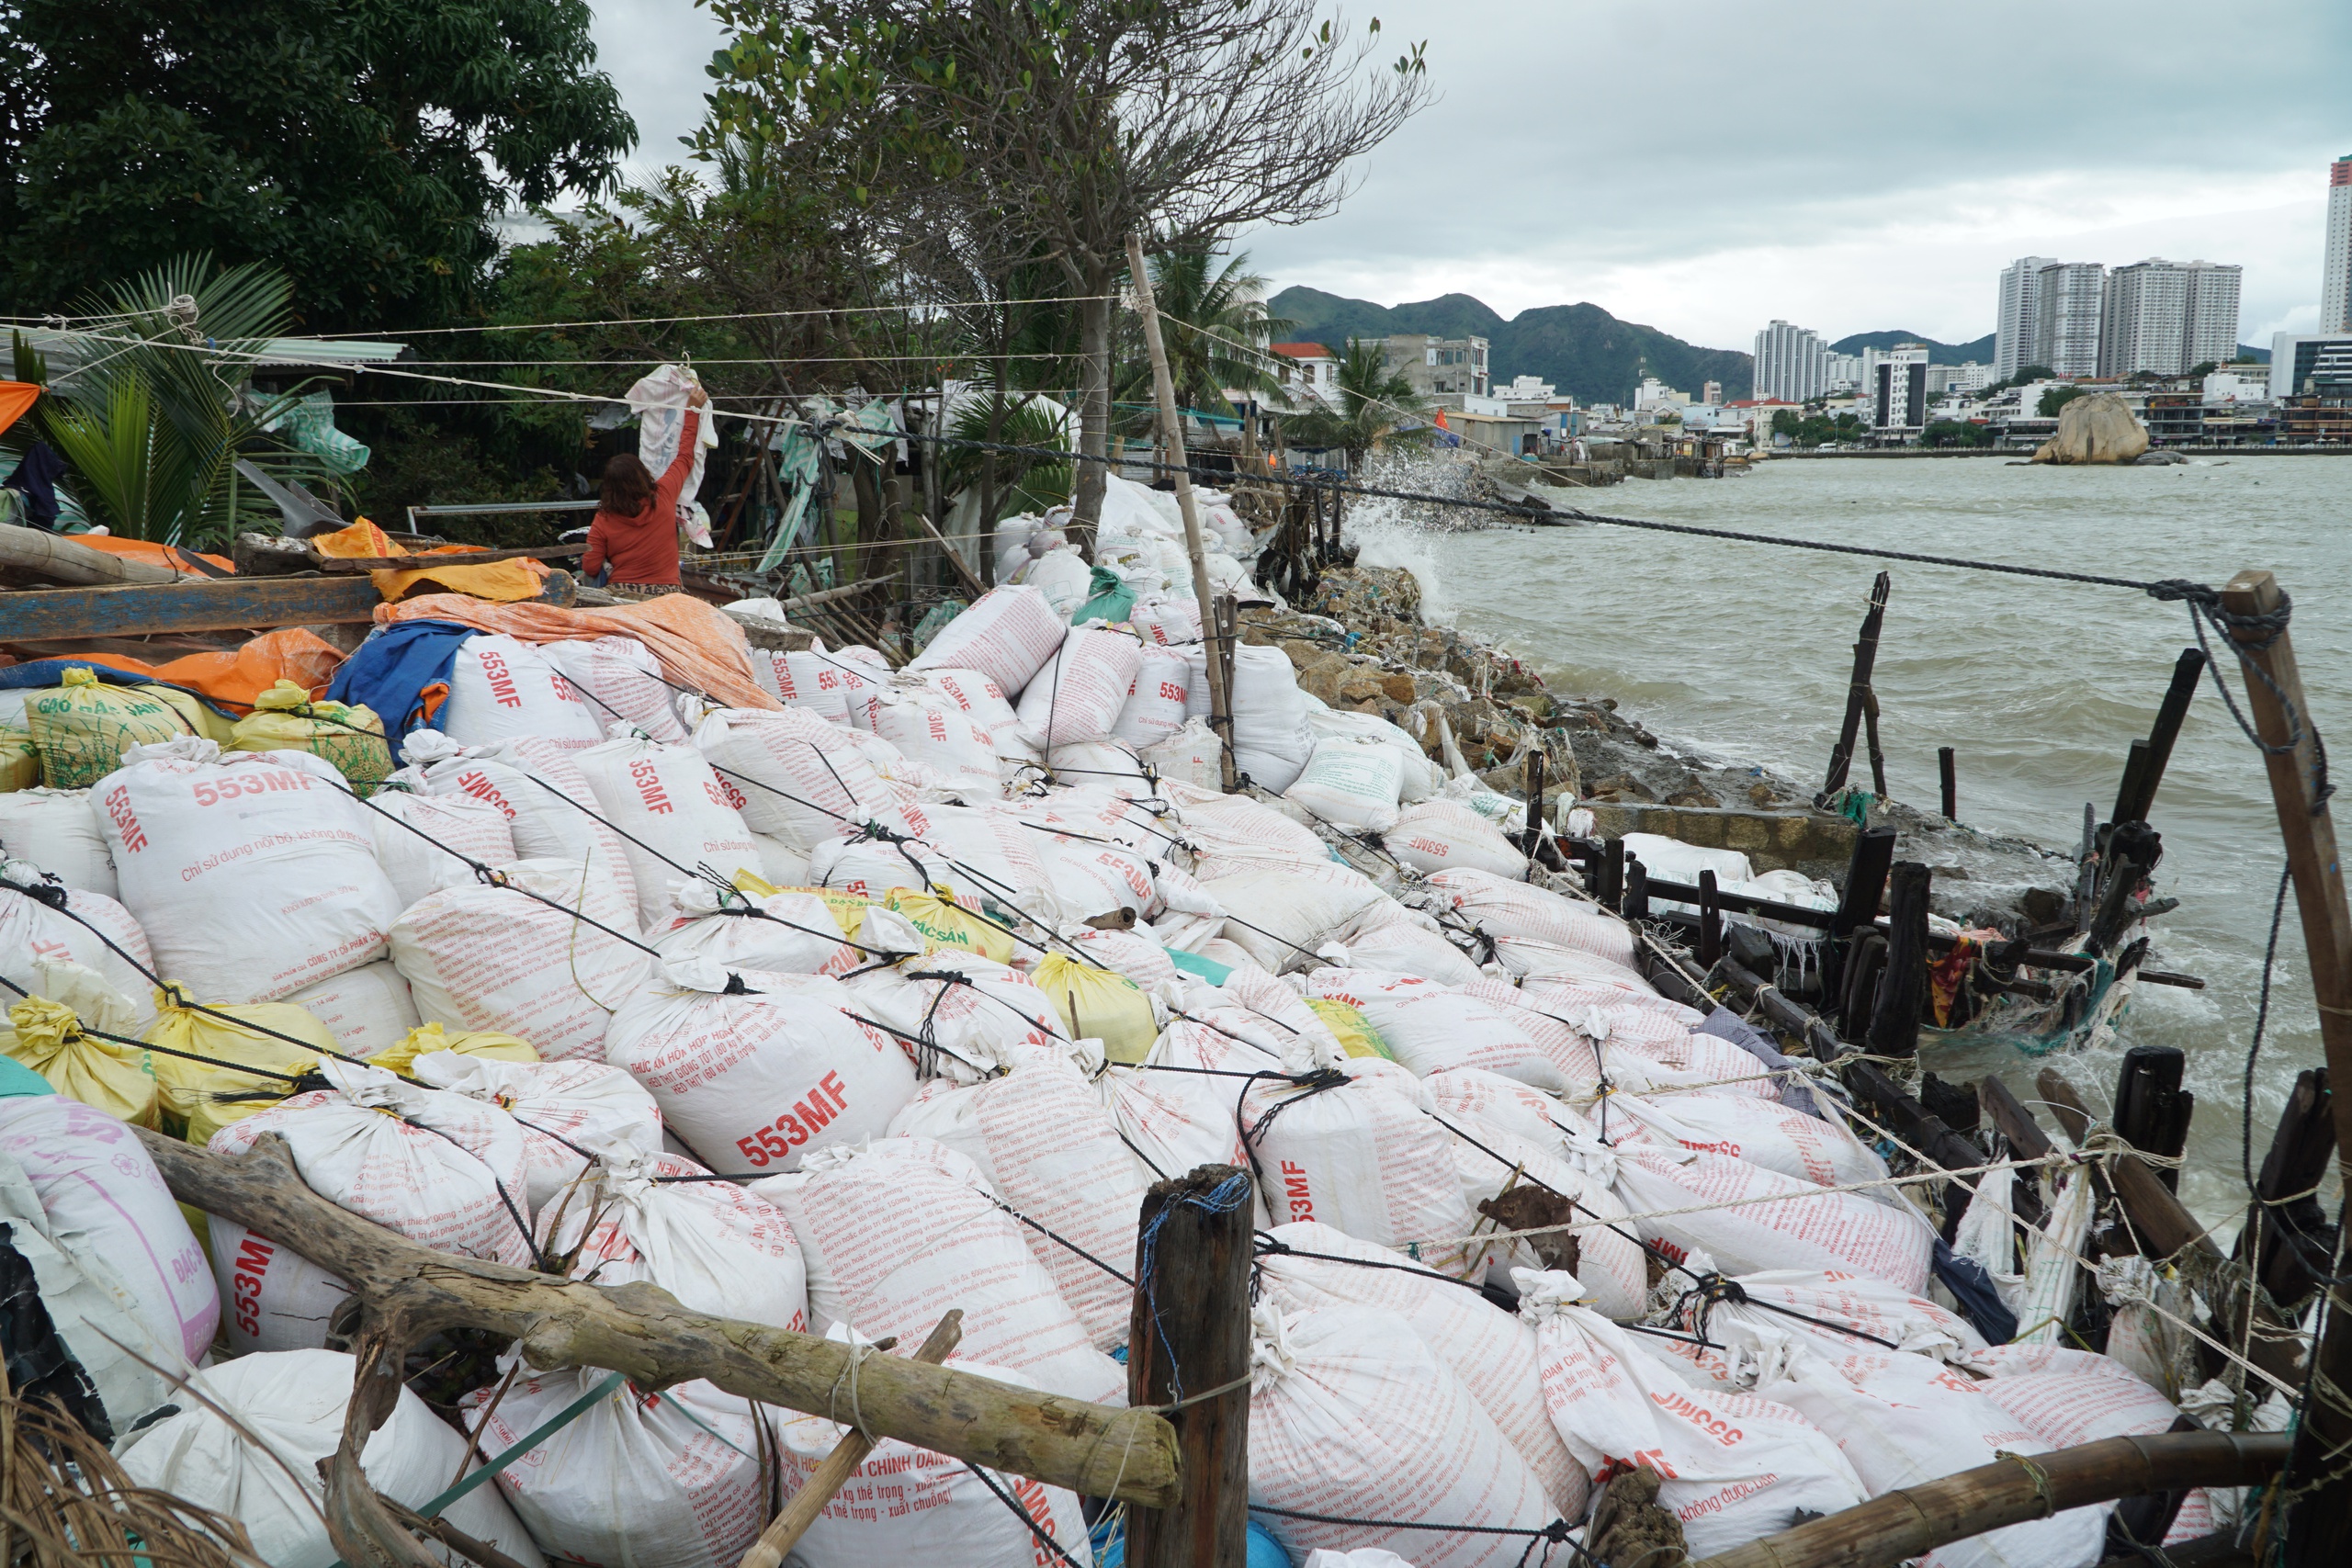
[1115,246,1289,431]
[1283,336,1434,471]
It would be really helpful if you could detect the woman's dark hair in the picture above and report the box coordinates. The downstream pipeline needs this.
[600,453,655,517]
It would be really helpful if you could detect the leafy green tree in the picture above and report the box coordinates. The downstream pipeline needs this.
[2188,361,2220,378]
[1116,247,1291,422]
[1284,337,1433,470]
[1920,419,1991,447]
[2039,384,2087,418]
[2,0,635,331]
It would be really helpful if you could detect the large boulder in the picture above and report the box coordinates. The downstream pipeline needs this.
[2031,391,2150,464]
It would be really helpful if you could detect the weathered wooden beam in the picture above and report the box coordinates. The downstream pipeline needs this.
[0,575,385,639]
[1868,861,1931,1057]
[1939,745,1957,820]
[2235,1067,2335,1316]
[1821,571,1892,800]
[1688,1432,2288,1568]
[131,1129,1180,1507]
[2112,1045,2192,1194]
[1830,826,1898,941]
[0,522,186,586]
[1840,1057,1984,1239]
[1715,955,1844,1059]
[1125,1167,1252,1568]
[2114,647,2209,826]
[1974,1075,2050,1229]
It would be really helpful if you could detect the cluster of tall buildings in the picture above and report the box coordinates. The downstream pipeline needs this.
[1993,256,2241,379]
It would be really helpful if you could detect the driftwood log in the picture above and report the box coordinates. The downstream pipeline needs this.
[132,1127,1180,1568]
[1689,1431,2287,1568]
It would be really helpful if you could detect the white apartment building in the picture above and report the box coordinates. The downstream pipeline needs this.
[1873,344,1930,434]
[1633,377,1691,412]
[1823,352,1863,390]
[2101,259,2244,377]
[1494,375,1558,401]
[1385,334,1489,397]
[1995,256,2056,378]
[2184,261,2243,370]
[2034,263,2106,377]
[2326,156,2352,333]
[1753,320,1830,401]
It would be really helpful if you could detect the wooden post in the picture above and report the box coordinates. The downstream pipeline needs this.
[1601,839,1627,912]
[1820,571,1892,800]
[1128,234,1235,793]
[737,1311,964,1568]
[1831,826,1898,941]
[1862,686,1889,797]
[2115,647,2210,825]
[1939,747,1958,820]
[2218,568,2352,1564]
[1869,862,1931,1057]
[2112,1045,2193,1194]
[1698,869,1723,969]
[1623,856,1650,923]
[2236,1068,2336,1318]
[2111,739,2154,830]
[1125,1166,1252,1568]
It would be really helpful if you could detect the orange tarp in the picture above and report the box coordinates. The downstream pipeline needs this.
[377,592,776,712]
[0,383,38,438]
[312,519,548,604]
[38,628,345,710]
[73,536,236,574]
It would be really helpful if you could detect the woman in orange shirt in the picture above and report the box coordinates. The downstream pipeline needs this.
[582,385,707,592]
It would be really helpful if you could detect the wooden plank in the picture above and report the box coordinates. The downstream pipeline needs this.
[0,522,187,586]
[1868,861,1930,1056]
[2235,1067,2335,1316]
[2116,647,2209,824]
[1939,745,1957,820]
[2217,570,2352,1562]
[0,575,384,639]
[315,544,584,572]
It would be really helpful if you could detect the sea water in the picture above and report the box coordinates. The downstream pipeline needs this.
[1374,453,2351,1229]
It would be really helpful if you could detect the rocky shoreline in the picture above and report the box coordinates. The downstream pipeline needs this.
[1242,563,2078,933]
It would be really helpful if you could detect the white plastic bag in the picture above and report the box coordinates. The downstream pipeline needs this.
[440,633,605,752]
[391,856,652,1061]
[96,743,401,1004]
[574,728,763,925]
[628,362,718,534]
[0,788,114,896]
[1285,736,1406,832]
[602,958,917,1174]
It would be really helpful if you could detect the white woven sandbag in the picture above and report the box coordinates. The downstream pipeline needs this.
[415,1051,665,1213]
[904,666,1039,768]
[650,881,880,978]
[545,635,688,743]
[1029,828,1158,922]
[280,960,420,1057]
[1420,869,1634,964]
[575,728,763,925]
[441,633,605,752]
[1771,1348,2110,1568]
[1436,1112,1645,1319]
[0,788,114,896]
[1259,1223,1585,1517]
[121,1348,543,1568]
[1388,797,1529,879]
[754,1136,1124,1403]
[1969,1348,2180,1448]
[1130,593,1201,648]
[1285,736,1406,833]
[604,958,917,1174]
[365,786,516,909]
[1612,1142,1936,1292]
[1328,921,1482,985]
[1244,1051,1478,1276]
[96,742,401,1005]
[1061,924,1178,987]
[0,1093,217,1364]
[1622,832,1754,890]
[466,1366,766,1568]
[865,688,1004,785]
[745,829,812,886]
[1020,547,1094,620]
[408,730,639,915]
[1185,645,1315,792]
[908,804,1061,916]
[1172,784,1328,862]
[1193,855,1390,975]
[214,1060,535,1262]
[1112,644,1193,749]
[0,881,158,1033]
[767,646,876,725]
[1307,710,1441,803]
[540,1150,806,1329]
[1048,739,1154,794]
[1249,1304,1555,1568]
[1611,1089,1884,1190]
[888,1042,1142,1349]
[908,585,1069,696]
[1016,626,1146,749]
[844,954,1061,1083]
[390,856,652,1061]
[207,1213,351,1355]
[1099,1021,1254,1182]
[1713,1270,1988,1366]
[775,1354,1096,1568]
[1299,969,1594,1097]
[1138,716,1223,789]
[1518,1269,1865,1556]
[691,706,911,851]
[1425,1067,1601,1149]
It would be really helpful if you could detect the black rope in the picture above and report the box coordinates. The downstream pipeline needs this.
[968,1187,1135,1287]
[0,972,315,1084]
[960,1461,1085,1568]
[2243,861,2296,1199]
[1429,1108,1694,1284]
[2156,581,2333,810]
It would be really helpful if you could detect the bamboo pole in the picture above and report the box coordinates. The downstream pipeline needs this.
[1126,233,1236,792]
[2213,570,2352,1562]
[737,1312,964,1568]
[0,522,186,585]
[131,1130,1180,1508]
[1688,1431,2288,1568]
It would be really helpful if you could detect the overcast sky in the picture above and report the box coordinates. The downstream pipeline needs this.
[593,0,2352,352]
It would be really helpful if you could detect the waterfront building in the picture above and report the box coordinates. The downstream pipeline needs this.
[2267,333,2352,399]
[1385,334,1488,397]
[1995,256,2056,378]
[2033,263,2106,377]
[1269,342,1341,411]
[1752,321,1829,402]
[2183,262,2243,370]
[2325,155,2352,332]
[1822,352,1863,392]
[1871,343,1930,436]
[2100,259,2243,377]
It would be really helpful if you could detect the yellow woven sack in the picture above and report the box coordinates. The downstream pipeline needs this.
[732,869,871,938]
[1032,953,1157,1065]
[228,680,393,794]
[882,886,1017,964]
[25,668,190,788]
[1303,997,1393,1062]
[136,684,235,744]
[144,985,334,1128]
[1,993,158,1126]
[0,728,37,791]
[368,1020,539,1077]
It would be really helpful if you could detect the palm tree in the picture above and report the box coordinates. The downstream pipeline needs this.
[11,255,329,545]
[1115,246,1289,451]
[1284,336,1434,471]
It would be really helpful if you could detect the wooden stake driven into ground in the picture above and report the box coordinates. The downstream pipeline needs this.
[1820,570,1891,801]
[2212,570,2352,1562]
[1126,233,1236,792]
[128,1127,1181,1563]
